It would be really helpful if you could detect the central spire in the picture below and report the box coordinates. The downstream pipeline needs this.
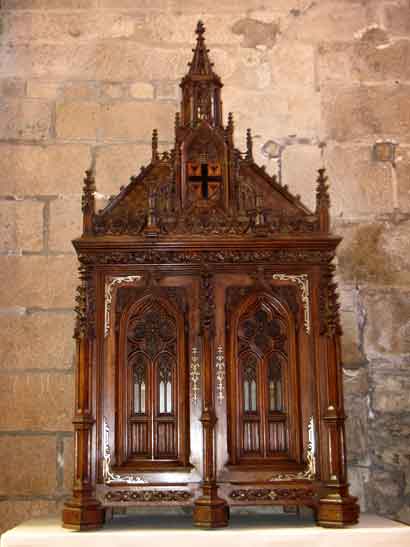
[180,21,223,127]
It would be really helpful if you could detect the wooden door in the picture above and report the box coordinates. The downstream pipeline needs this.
[113,283,191,471]
[226,286,303,469]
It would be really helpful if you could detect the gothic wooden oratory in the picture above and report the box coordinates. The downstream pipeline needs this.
[63,22,359,530]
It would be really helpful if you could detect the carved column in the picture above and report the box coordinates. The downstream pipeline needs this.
[316,260,359,527]
[193,270,229,528]
[62,265,105,530]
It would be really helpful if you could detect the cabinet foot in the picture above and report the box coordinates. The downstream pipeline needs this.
[317,493,360,528]
[193,488,229,528]
[62,498,105,530]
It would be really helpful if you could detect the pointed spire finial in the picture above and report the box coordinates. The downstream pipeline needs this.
[246,128,253,161]
[82,169,96,234]
[152,129,159,162]
[316,168,330,232]
[196,20,205,37]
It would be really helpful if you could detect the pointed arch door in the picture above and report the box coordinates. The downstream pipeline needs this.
[227,292,302,466]
[116,293,189,468]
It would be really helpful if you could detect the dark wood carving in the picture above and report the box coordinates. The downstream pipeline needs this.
[63,20,359,531]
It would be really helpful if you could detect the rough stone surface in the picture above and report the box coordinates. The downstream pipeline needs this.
[0,200,44,252]
[0,373,74,431]
[0,313,75,370]
[0,256,77,309]
[0,99,51,140]
[48,196,82,252]
[95,144,153,195]
[62,436,74,493]
[0,436,57,496]
[0,144,91,196]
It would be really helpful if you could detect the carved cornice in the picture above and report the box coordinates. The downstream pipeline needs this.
[78,248,333,266]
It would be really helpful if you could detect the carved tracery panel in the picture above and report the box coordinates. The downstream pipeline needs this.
[228,292,300,465]
[118,295,187,466]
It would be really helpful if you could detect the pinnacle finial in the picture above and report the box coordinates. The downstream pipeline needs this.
[196,20,205,37]
[246,128,253,161]
[152,128,159,162]
[316,167,330,232]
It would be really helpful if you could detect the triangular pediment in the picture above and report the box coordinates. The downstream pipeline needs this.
[85,21,329,239]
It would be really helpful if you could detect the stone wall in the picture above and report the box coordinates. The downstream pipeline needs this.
[1,0,410,533]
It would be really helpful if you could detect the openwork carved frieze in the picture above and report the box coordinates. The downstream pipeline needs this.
[229,488,314,502]
[105,490,193,503]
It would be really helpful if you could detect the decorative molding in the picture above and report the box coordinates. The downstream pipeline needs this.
[272,273,310,334]
[104,275,142,336]
[78,249,333,267]
[105,490,193,503]
[270,416,316,482]
[215,345,225,404]
[103,418,146,485]
[190,346,201,406]
[229,487,314,502]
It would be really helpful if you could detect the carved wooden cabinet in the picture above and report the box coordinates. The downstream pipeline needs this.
[62,21,359,530]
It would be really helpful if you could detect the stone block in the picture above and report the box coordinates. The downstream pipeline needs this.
[281,145,322,212]
[102,82,124,99]
[100,101,176,141]
[324,145,393,215]
[0,144,91,196]
[340,310,365,369]
[318,39,410,84]
[285,1,370,43]
[95,144,152,196]
[0,313,75,370]
[0,436,57,496]
[63,435,74,493]
[56,101,100,140]
[0,99,51,141]
[225,85,321,141]
[0,500,57,535]
[369,412,410,468]
[27,80,61,99]
[322,85,410,142]
[337,222,410,286]
[62,82,99,99]
[155,81,179,100]
[48,196,82,252]
[129,82,154,100]
[363,289,410,357]
[0,256,77,309]
[0,200,43,252]
[366,469,404,515]
[384,2,410,36]
[347,466,369,511]
[0,372,74,431]
[372,373,410,414]
[94,42,188,82]
[344,392,369,465]
[0,78,26,97]
[0,42,98,80]
[396,146,410,212]
[2,11,100,43]
[3,0,96,7]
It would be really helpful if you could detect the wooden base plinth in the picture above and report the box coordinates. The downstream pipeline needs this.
[62,499,105,531]
[193,491,229,528]
[317,494,360,528]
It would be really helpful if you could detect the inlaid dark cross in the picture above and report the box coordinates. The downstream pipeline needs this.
[189,163,222,199]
